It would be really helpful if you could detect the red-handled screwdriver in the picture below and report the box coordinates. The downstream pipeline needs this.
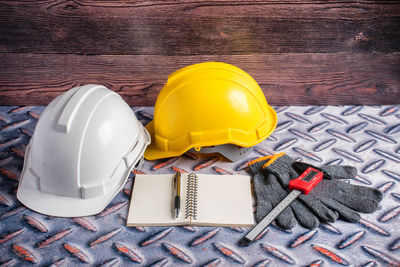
[239,167,323,246]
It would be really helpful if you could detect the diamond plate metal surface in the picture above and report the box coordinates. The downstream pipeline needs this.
[0,105,399,266]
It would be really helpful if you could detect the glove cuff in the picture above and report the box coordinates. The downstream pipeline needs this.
[248,156,273,175]
[263,153,296,177]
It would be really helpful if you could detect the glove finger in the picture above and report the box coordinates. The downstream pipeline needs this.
[256,200,274,223]
[290,200,320,229]
[274,205,297,230]
[321,165,357,179]
[321,198,361,222]
[298,195,338,223]
[253,171,296,228]
[334,181,383,202]
[255,196,297,229]
[268,190,297,230]
[333,193,380,213]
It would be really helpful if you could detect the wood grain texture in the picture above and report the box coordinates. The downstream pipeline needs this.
[1,1,399,54]
[1,53,399,105]
[0,0,399,105]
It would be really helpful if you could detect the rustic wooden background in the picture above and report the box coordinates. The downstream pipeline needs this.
[0,0,399,106]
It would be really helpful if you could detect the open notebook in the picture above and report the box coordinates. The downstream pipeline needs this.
[127,173,254,227]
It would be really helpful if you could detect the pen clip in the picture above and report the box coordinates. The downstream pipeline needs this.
[174,171,181,195]
[173,173,177,189]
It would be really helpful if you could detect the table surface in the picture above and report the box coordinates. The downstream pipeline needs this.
[0,105,399,266]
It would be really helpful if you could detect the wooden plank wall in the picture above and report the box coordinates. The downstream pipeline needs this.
[0,0,399,106]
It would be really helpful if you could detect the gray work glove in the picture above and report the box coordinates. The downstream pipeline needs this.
[250,153,383,229]
[249,157,324,230]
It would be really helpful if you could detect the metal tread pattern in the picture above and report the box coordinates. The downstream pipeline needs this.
[0,105,399,266]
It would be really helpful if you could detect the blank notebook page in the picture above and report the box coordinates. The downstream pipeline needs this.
[195,174,254,226]
[127,174,189,226]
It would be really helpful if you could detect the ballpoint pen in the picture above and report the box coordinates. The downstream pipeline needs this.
[173,171,181,218]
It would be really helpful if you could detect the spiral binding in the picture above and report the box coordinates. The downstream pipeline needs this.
[185,173,198,220]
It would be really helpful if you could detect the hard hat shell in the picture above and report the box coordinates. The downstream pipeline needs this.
[144,62,277,160]
[17,85,150,217]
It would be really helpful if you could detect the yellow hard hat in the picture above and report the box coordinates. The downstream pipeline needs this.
[144,62,277,161]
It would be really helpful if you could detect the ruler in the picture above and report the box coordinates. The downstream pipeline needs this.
[239,167,323,246]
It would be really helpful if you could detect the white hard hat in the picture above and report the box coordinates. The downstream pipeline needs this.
[17,85,150,217]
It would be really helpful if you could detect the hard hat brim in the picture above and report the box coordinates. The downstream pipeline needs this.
[17,170,127,217]
[17,144,129,217]
[144,120,184,160]
[144,103,278,161]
